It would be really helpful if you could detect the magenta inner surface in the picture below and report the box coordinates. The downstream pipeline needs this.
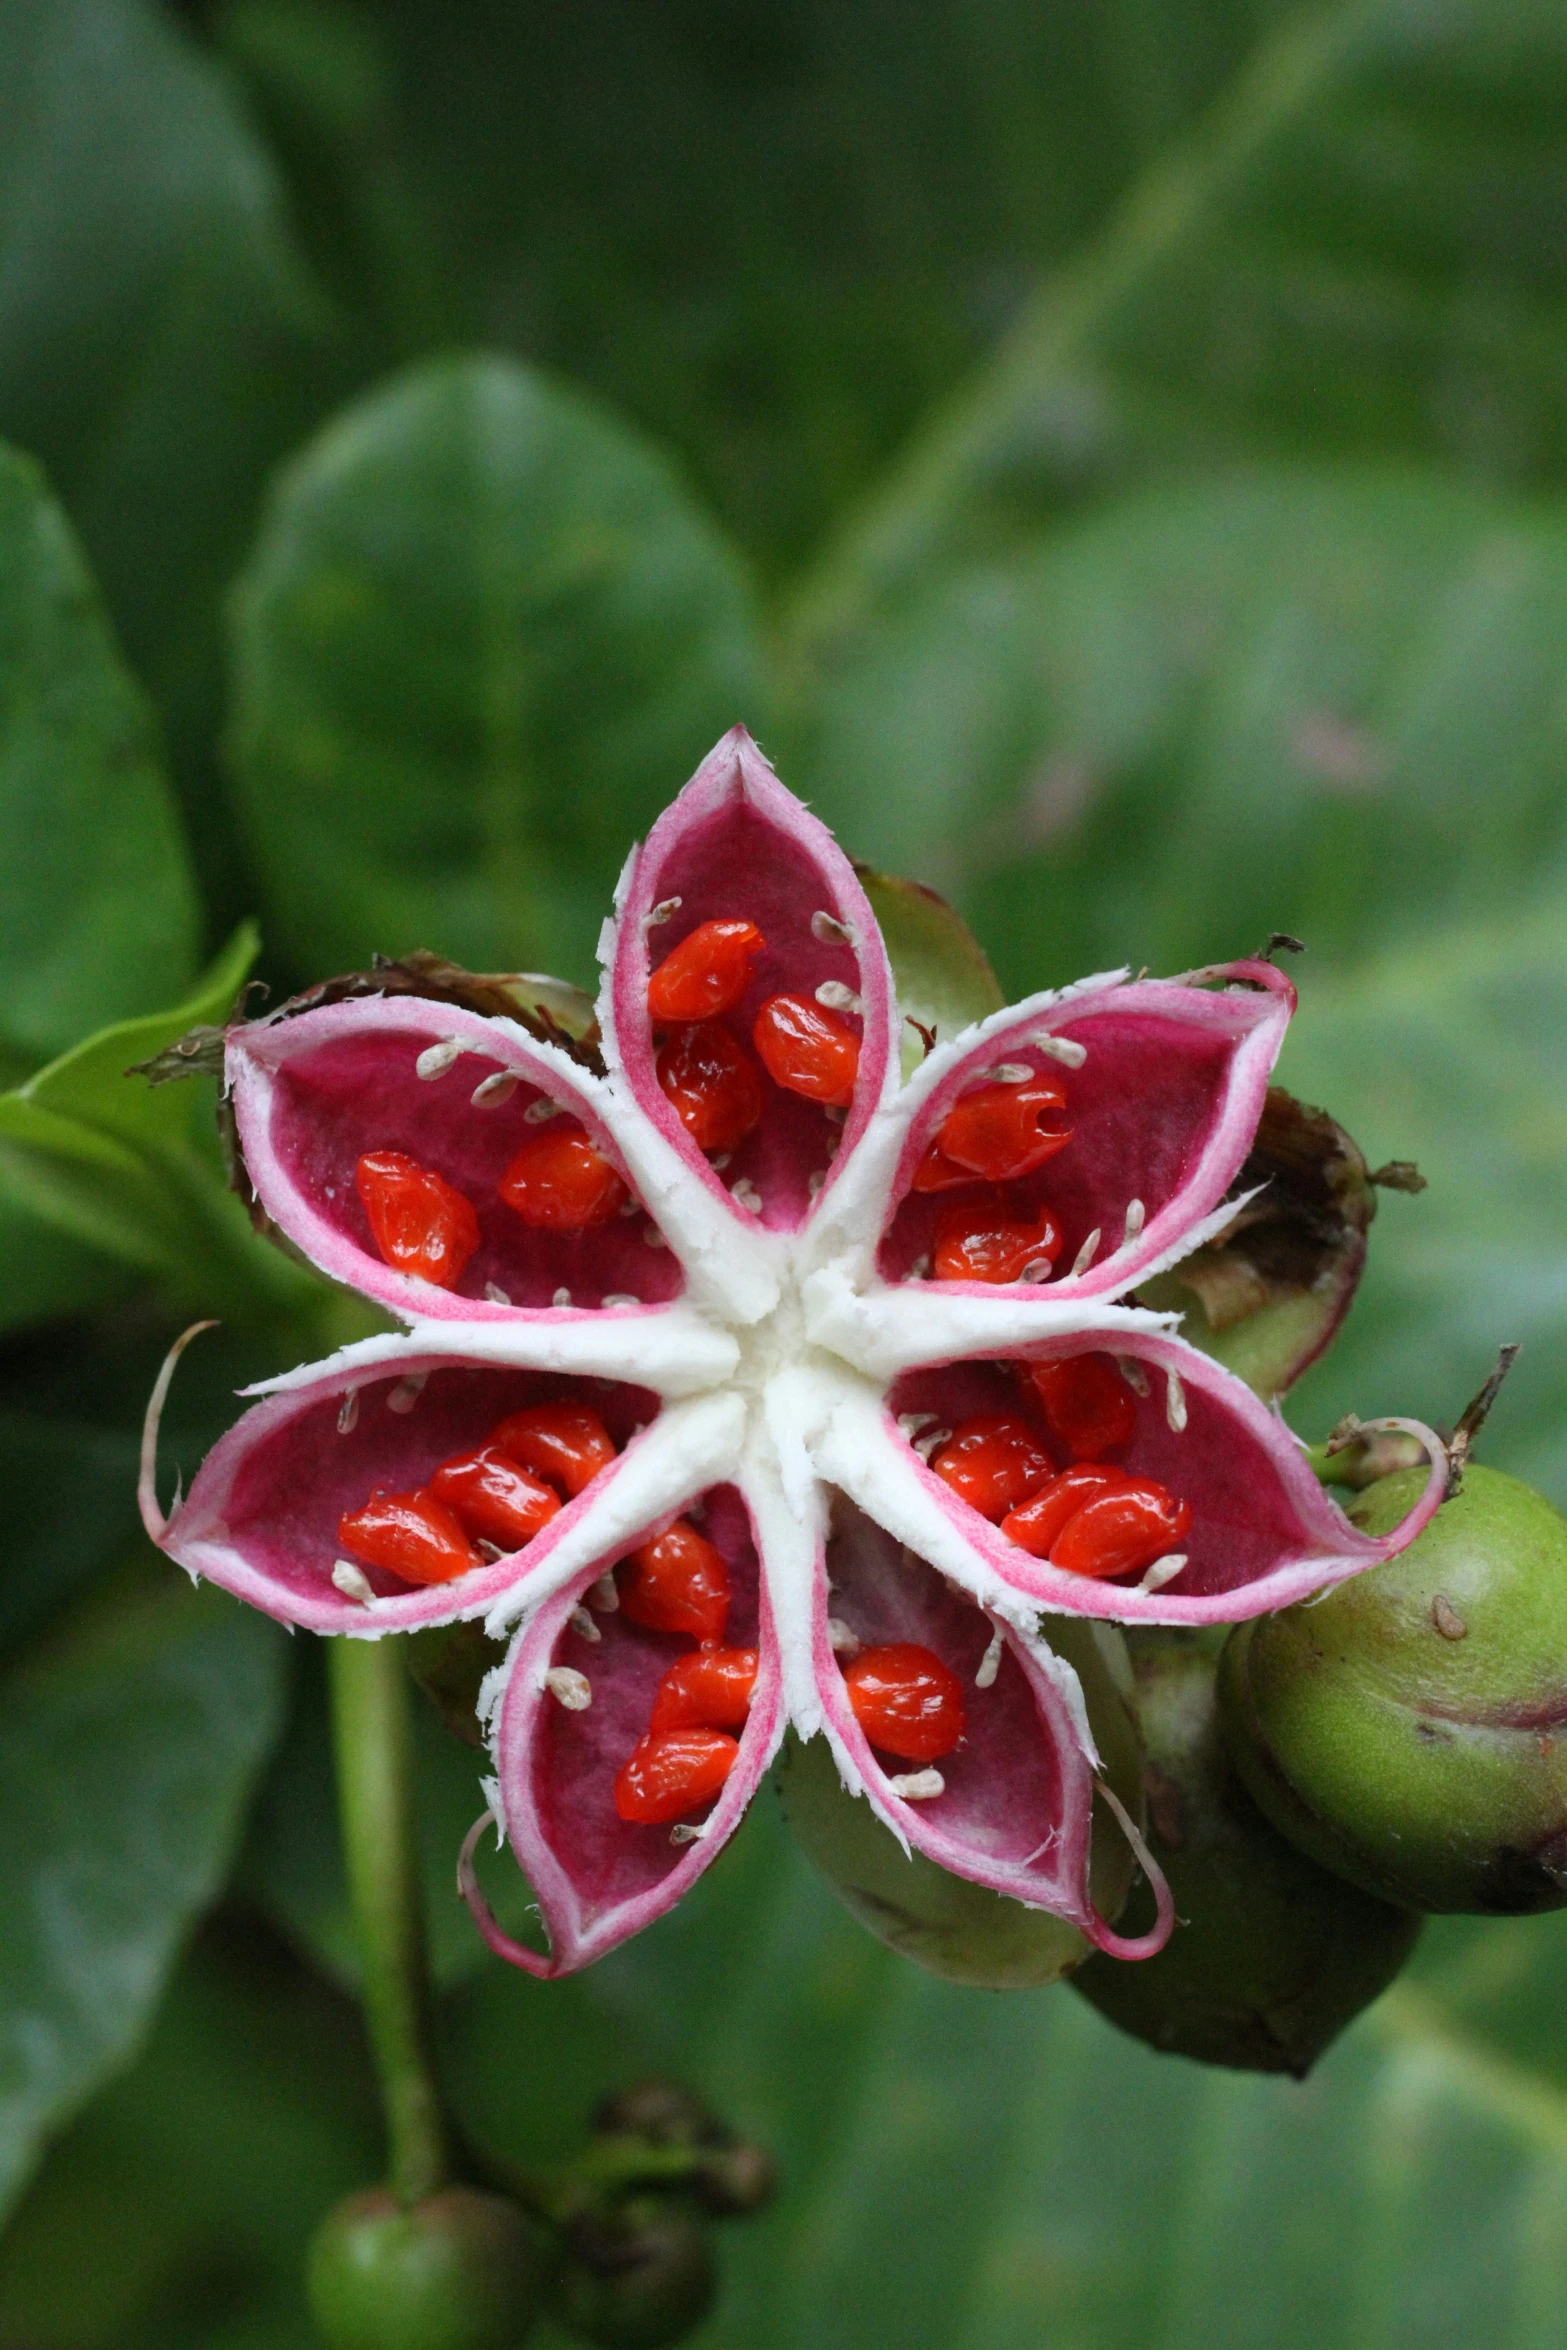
[639,802,870,1232]
[267,1030,684,1308]
[531,1483,763,1921]
[825,1500,1070,1877]
[878,1013,1234,1282]
[224,1366,659,1603]
[888,1350,1314,1600]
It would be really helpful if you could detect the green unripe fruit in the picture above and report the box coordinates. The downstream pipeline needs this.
[779,1620,1144,1988]
[1220,1465,1567,1913]
[1072,1631,1420,2075]
[553,2194,715,2349]
[307,2185,543,2350]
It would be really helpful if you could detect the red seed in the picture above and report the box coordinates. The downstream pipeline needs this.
[1050,1480,1193,1581]
[614,1728,739,1825]
[1000,1463,1131,1557]
[909,1138,975,1193]
[337,1489,480,1586]
[931,1188,1060,1283]
[428,1443,561,1550]
[498,1123,628,1228]
[1017,1354,1138,1460]
[926,1078,1071,1184]
[356,1151,480,1289]
[656,1022,764,1153]
[619,1519,729,1644]
[843,1642,965,1763]
[488,1401,617,1498]
[648,918,765,1022]
[752,995,859,1107]
[650,1646,759,1732]
[928,1413,1055,1521]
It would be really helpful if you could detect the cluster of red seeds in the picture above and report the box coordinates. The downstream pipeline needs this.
[610,1516,760,1825]
[647,916,860,1159]
[609,1512,971,1825]
[355,1115,632,1292]
[911,1064,1074,1283]
[926,1353,1192,1583]
[337,1399,618,1587]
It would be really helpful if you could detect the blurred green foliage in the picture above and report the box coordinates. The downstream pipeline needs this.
[3,0,1567,2343]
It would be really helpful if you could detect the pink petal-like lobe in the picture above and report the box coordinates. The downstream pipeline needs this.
[888,1334,1445,1626]
[609,728,898,1233]
[880,964,1294,1300]
[483,1482,784,1975]
[149,1348,659,1635]
[230,997,681,1321]
[810,1502,1169,1957]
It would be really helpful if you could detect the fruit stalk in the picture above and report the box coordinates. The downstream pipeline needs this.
[329,1633,453,2204]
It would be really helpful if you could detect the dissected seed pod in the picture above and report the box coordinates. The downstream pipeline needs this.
[1071,1629,1420,2075]
[1220,1465,1567,1913]
[306,2185,543,2350]
[779,1617,1146,1988]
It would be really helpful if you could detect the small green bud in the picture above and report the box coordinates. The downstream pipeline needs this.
[1072,1631,1420,2075]
[1220,1466,1567,1913]
[779,1619,1144,1988]
[553,2195,715,2350]
[307,2185,543,2350]
[590,2078,776,2217]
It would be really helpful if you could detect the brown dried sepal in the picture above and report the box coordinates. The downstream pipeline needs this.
[1138,1087,1379,1404]
[264,951,603,1072]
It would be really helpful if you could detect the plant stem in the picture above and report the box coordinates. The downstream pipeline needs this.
[329,1634,451,2204]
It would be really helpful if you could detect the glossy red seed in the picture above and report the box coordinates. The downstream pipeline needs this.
[1050,1480,1193,1581]
[649,1646,759,1732]
[498,1123,628,1228]
[843,1642,966,1763]
[928,1078,1071,1183]
[752,995,859,1106]
[931,1188,1061,1283]
[488,1401,617,1498]
[909,1138,976,1193]
[928,1413,1055,1521]
[999,1463,1131,1557]
[619,1519,729,1644]
[614,1729,740,1824]
[428,1443,561,1550]
[337,1489,480,1586]
[656,1022,764,1153]
[356,1151,480,1289]
[647,918,765,1022]
[1017,1354,1138,1460]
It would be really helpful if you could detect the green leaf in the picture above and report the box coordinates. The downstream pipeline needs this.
[0,924,316,1323]
[803,466,1567,996]
[0,442,198,1064]
[230,353,767,987]
[0,1925,378,2349]
[0,0,351,913]
[1279,893,1567,1511]
[788,0,1567,652]
[0,1562,287,2226]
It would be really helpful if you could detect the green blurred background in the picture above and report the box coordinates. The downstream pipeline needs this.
[4,0,1567,2341]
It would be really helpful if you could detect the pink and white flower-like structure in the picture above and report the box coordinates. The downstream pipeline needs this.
[141,729,1445,1979]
